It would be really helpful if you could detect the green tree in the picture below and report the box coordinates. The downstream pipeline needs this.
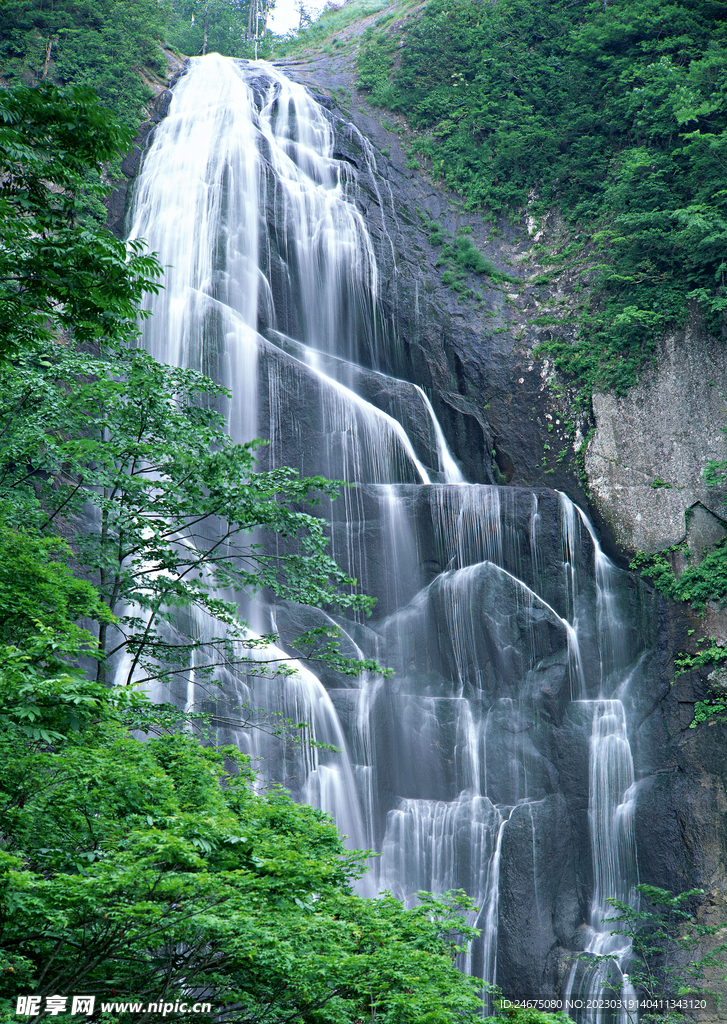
[0,527,112,654]
[0,345,381,687]
[166,0,275,57]
[582,885,727,1021]
[0,81,163,359]
[0,605,484,1022]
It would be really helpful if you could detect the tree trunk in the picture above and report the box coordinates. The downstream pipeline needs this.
[202,3,209,55]
[96,620,108,684]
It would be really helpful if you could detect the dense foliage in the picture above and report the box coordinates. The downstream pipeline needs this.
[0,0,168,131]
[0,82,161,355]
[0,1,279,134]
[0,630,484,1022]
[358,0,727,396]
[166,0,276,59]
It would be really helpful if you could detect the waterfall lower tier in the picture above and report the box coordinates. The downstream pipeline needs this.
[128,53,659,1011]
[562,700,638,1024]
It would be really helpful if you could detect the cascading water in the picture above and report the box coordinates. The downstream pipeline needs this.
[560,501,641,1023]
[127,53,656,1015]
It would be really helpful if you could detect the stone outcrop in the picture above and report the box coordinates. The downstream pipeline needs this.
[585,318,727,553]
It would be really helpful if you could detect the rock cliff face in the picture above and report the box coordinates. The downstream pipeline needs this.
[276,46,727,1002]
[586,319,727,553]
[117,42,727,1012]
[105,47,186,238]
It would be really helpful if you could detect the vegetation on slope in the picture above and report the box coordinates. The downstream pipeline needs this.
[357,0,727,398]
[272,0,392,57]
[1,628,484,1022]
[0,0,168,131]
[0,0,280,136]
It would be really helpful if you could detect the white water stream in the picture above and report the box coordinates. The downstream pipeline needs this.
[127,53,648,1018]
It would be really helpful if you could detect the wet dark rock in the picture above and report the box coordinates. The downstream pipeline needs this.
[106,51,188,238]
[283,61,596,513]
[498,795,577,996]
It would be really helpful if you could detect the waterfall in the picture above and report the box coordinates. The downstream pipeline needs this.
[127,53,653,1013]
[562,700,639,1024]
[559,497,640,1023]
